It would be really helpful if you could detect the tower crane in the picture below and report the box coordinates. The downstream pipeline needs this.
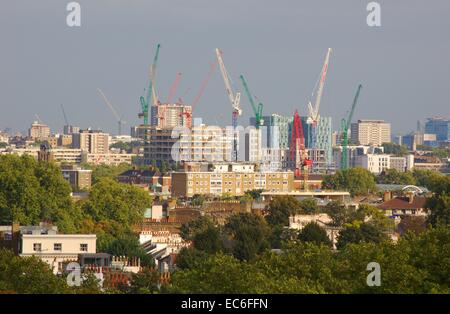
[340,84,362,170]
[139,44,161,125]
[239,75,263,129]
[97,88,127,135]
[166,72,182,104]
[290,110,312,190]
[60,104,69,126]
[306,48,332,148]
[215,48,241,162]
[180,60,217,122]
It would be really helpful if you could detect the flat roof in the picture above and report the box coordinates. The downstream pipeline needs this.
[261,191,350,196]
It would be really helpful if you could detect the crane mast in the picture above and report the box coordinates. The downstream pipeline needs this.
[216,48,241,161]
[341,84,362,170]
[239,75,264,129]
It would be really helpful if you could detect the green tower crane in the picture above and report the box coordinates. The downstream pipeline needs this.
[341,84,362,170]
[239,75,263,129]
[139,44,161,125]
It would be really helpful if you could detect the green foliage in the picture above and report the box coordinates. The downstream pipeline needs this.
[81,163,133,184]
[0,155,76,232]
[298,222,332,247]
[336,223,388,250]
[193,225,223,254]
[224,213,271,261]
[83,177,151,226]
[103,234,154,267]
[0,248,70,293]
[397,216,427,236]
[190,194,205,207]
[127,267,160,294]
[167,228,450,293]
[0,142,7,148]
[377,169,416,185]
[244,189,264,201]
[179,216,216,241]
[266,196,301,227]
[298,198,319,214]
[324,201,350,227]
[176,248,211,270]
[423,174,450,228]
[382,142,409,156]
[322,168,376,196]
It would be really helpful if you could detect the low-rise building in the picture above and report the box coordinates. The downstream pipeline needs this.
[172,164,294,197]
[61,166,92,190]
[82,152,135,166]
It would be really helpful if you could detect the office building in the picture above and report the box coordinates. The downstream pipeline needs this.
[250,114,293,149]
[425,117,450,142]
[351,120,391,146]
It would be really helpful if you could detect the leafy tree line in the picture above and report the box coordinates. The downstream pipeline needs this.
[165,227,450,293]
[0,155,154,265]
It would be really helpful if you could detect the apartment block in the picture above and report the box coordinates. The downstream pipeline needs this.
[172,164,294,197]
[425,117,450,142]
[151,104,192,129]
[355,154,390,174]
[61,166,92,190]
[72,129,109,154]
[351,120,391,146]
[28,121,51,140]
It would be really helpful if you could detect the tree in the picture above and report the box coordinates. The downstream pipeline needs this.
[336,223,388,249]
[298,198,319,214]
[175,247,210,270]
[298,222,332,247]
[322,168,376,196]
[426,194,450,228]
[244,189,264,201]
[193,225,223,254]
[224,213,271,261]
[84,177,151,226]
[397,216,427,236]
[382,142,409,156]
[179,216,216,241]
[190,194,205,207]
[128,267,160,294]
[266,196,301,227]
[81,163,133,184]
[377,169,416,185]
[324,201,351,227]
[0,248,70,293]
[0,155,75,231]
[104,234,154,267]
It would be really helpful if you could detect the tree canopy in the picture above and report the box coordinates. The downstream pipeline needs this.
[322,168,376,196]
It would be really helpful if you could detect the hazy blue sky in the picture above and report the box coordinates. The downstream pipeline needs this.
[1,0,449,136]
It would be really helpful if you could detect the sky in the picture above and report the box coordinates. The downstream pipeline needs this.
[1,0,449,136]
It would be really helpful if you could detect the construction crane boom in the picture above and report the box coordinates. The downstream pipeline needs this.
[166,72,182,104]
[97,88,126,135]
[341,84,362,170]
[215,48,241,114]
[60,104,69,125]
[307,48,332,125]
[239,75,263,128]
[139,44,161,125]
[151,44,161,106]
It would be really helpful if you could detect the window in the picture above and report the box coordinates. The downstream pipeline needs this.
[80,244,88,252]
[54,243,62,251]
[33,243,42,252]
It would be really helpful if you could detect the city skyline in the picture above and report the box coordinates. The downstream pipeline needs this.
[1,1,449,136]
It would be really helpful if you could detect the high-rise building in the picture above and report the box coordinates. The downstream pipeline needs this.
[425,117,450,142]
[350,120,391,146]
[72,129,109,154]
[245,128,262,162]
[151,104,192,129]
[302,116,333,172]
[29,121,50,140]
[63,125,80,135]
[250,114,293,149]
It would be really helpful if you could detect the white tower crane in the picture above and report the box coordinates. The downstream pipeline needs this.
[215,48,241,161]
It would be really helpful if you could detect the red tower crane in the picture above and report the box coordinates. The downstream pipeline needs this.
[290,110,312,190]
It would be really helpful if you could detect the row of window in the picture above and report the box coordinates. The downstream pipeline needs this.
[33,243,88,252]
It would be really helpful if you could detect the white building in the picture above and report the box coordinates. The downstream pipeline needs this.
[17,226,96,274]
[245,128,262,162]
[355,154,390,174]
[351,120,391,146]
